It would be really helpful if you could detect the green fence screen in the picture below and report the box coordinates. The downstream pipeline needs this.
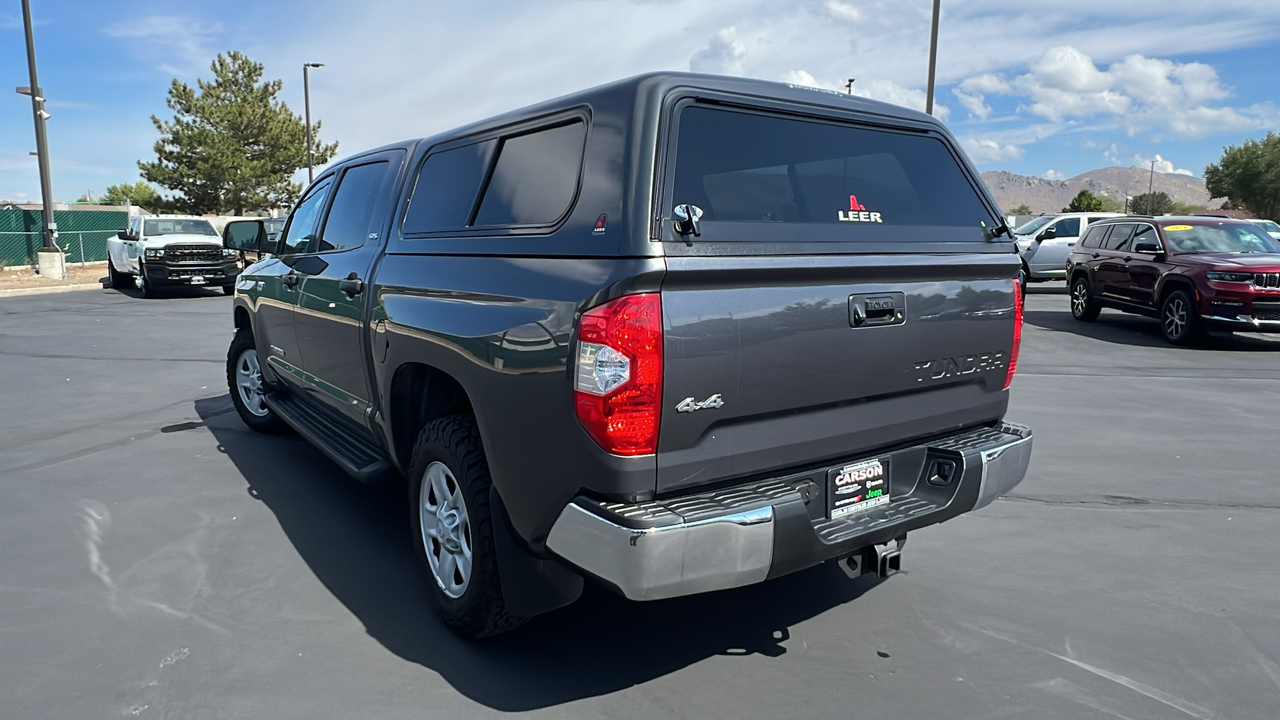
[0,207,130,267]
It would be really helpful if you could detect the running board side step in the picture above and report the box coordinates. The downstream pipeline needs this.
[264,392,395,484]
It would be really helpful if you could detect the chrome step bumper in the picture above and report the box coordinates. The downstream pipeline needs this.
[547,422,1032,601]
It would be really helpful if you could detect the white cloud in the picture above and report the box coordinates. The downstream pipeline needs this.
[961,138,1024,164]
[952,89,991,120]
[954,45,1280,138]
[1043,169,1065,180]
[104,16,223,75]
[1134,154,1194,177]
[1103,143,1122,164]
[690,26,748,76]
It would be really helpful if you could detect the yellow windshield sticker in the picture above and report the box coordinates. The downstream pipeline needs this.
[1165,224,1193,231]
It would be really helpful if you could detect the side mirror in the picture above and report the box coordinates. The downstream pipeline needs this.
[1036,228,1057,241]
[1133,242,1161,254]
[116,228,129,240]
[222,219,265,252]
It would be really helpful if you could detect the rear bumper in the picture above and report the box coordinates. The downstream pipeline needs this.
[547,422,1032,601]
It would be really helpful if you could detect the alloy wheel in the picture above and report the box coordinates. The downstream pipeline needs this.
[1164,297,1187,338]
[1072,283,1088,316]
[235,348,269,417]
[419,461,473,598]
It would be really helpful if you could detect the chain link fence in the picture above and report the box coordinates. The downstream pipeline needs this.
[1,207,129,268]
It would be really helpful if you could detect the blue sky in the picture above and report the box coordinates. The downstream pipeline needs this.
[3,0,1279,203]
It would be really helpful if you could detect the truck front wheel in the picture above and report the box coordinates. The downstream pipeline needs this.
[409,414,525,638]
[226,327,289,434]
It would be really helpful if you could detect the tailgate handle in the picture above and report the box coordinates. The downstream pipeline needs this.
[849,293,906,328]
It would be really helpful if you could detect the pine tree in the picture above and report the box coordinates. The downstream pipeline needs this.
[140,51,337,215]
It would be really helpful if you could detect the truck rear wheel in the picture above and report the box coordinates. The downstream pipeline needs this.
[409,414,525,638]
[226,327,289,434]
[107,262,131,290]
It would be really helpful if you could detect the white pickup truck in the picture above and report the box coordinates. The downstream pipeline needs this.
[106,214,241,297]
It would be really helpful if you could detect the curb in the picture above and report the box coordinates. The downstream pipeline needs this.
[0,283,107,298]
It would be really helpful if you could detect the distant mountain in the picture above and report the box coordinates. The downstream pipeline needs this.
[980,167,1219,215]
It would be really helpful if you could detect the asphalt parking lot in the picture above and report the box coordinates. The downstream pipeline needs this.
[2,284,1279,719]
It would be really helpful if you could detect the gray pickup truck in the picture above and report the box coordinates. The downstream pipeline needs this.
[223,72,1033,638]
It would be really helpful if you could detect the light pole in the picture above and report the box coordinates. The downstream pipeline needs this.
[20,0,61,278]
[1148,159,1156,195]
[303,63,324,183]
[925,0,941,115]
[845,78,856,95]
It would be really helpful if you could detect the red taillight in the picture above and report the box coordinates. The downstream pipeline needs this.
[1004,278,1023,390]
[573,294,663,456]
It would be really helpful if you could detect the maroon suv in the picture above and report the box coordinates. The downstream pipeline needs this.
[1066,216,1280,344]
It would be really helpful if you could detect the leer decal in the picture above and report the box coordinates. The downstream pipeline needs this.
[838,194,883,223]
[1164,225,1193,231]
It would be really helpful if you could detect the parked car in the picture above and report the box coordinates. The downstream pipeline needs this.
[1014,212,1124,281]
[1067,216,1280,344]
[224,72,1033,638]
[1252,219,1280,239]
[106,214,241,297]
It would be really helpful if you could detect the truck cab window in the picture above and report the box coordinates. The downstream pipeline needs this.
[281,178,333,254]
[318,162,389,252]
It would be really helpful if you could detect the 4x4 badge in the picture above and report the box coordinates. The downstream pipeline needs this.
[676,394,725,413]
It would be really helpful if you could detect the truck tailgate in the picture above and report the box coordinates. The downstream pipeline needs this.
[657,252,1016,494]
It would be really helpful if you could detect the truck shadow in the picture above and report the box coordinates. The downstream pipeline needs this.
[1024,308,1280,351]
[196,395,881,711]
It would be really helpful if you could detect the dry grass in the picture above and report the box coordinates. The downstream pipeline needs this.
[0,262,108,290]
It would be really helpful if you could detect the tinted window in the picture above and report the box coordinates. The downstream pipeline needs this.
[403,141,496,234]
[281,178,332,254]
[318,162,388,252]
[671,106,994,236]
[1104,223,1136,251]
[1131,225,1160,250]
[473,122,586,227]
[1080,226,1107,249]
[1053,217,1081,237]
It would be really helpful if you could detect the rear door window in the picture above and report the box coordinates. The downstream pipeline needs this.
[1104,223,1136,251]
[670,106,995,239]
[473,122,586,227]
[318,161,390,252]
[1080,226,1107,248]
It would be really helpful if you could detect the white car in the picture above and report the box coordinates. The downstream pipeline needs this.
[106,215,241,297]
[1013,212,1125,281]
[1252,219,1280,240]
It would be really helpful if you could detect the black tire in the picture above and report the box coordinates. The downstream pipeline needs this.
[226,327,289,433]
[107,262,131,290]
[137,264,155,298]
[409,414,525,638]
[1161,289,1203,346]
[1070,276,1101,321]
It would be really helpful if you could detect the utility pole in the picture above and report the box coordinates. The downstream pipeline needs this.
[925,0,941,115]
[20,0,64,278]
[845,78,856,95]
[1148,159,1156,194]
[303,63,324,183]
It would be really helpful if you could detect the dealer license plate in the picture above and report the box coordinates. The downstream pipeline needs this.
[828,457,891,520]
[190,276,206,285]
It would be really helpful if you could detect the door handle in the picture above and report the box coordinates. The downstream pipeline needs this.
[1123,256,1133,262]
[282,272,300,289]
[1091,253,1100,259]
[339,272,365,297]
